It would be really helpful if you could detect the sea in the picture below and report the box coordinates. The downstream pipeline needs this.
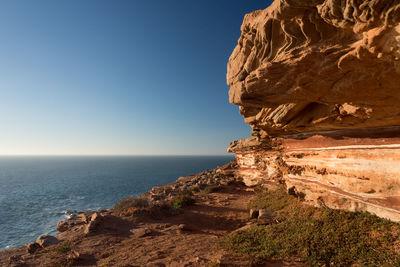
[0,155,234,250]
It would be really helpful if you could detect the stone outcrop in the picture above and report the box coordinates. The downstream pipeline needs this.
[227,0,400,221]
[141,161,238,204]
[57,212,91,232]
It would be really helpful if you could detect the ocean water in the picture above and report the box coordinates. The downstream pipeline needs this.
[0,155,233,250]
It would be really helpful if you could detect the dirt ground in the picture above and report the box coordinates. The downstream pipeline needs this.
[1,184,303,267]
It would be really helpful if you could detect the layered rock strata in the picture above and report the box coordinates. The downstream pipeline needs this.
[227,0,400,221]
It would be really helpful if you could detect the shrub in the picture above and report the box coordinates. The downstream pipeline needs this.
[248,185,299,212]
[191,186,200,193]
[114,197,150,215]
[170,194,195,209]
[148,201,181,217]
[114,193,195,217]
[202,185,223,194]
[221,187,400,266]
[179,188,194,196]
[54,242,70,254]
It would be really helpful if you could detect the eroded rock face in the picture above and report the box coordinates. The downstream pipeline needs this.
[228,0,400,221]
[233,129,400,221]
[228,0,400,136]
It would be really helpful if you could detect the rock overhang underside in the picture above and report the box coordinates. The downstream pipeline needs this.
[227,0,400,222]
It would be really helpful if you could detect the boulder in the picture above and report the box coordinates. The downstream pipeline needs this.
[35,235,60,248]
[56,221,69,233]
[83,212,104,235]
[57,212,91,232]
[26,242,40,254]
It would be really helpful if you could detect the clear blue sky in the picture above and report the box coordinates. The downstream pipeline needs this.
[0,0,270,155]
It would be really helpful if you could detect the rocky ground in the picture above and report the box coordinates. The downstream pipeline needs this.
[0,162,298,267]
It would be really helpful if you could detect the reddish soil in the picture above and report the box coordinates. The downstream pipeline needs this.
[0,184,271,267]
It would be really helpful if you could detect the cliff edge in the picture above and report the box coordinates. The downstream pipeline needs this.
[227,0,400,222]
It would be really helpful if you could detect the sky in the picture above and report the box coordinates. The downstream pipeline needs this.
[0,0,270,155]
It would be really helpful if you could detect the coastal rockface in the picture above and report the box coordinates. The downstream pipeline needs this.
[227,0,400,221]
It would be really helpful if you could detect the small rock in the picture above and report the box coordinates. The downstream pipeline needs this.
[151,195,163,201]
[178,224,191,231]
[288,186,296,196]
[90,212,102,222]
[67,250,92,263]
[84,221,96,235]
[131,228,152,237]
[98,209,112,214]
[26,242,40,254]
[35,235,60,248]
[56,221,70,232]
[8,255,21,263]
[258,209,276,225]
[57,212,91,232]
[155,223,171,230]
[83,212,105,235]
[249,208,259,219]
[67,250,81,260]
[77,213,90,223]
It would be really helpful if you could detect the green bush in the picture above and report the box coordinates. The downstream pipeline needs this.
[170,194,195,209]
[114,196,186,218]
[248,185,299,212]
[221,187,400,266]
[148,201,181,217]
[54,242,70,254]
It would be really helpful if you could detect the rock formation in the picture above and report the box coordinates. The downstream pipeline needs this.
[227,0,400,221]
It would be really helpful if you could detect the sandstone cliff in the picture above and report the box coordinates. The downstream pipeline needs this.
[227,0,400,221]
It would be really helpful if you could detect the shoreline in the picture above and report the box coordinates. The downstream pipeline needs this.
[0,155,234,251]
[1,161,248,266]
[2,159,399,266]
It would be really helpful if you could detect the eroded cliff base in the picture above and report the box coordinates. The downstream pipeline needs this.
[229,126,400,222]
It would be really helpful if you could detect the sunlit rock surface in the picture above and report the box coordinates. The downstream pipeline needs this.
[227,0,400,221]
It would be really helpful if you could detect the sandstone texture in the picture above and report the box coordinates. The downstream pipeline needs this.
[228,0,400,136]
[228,0,400,221]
